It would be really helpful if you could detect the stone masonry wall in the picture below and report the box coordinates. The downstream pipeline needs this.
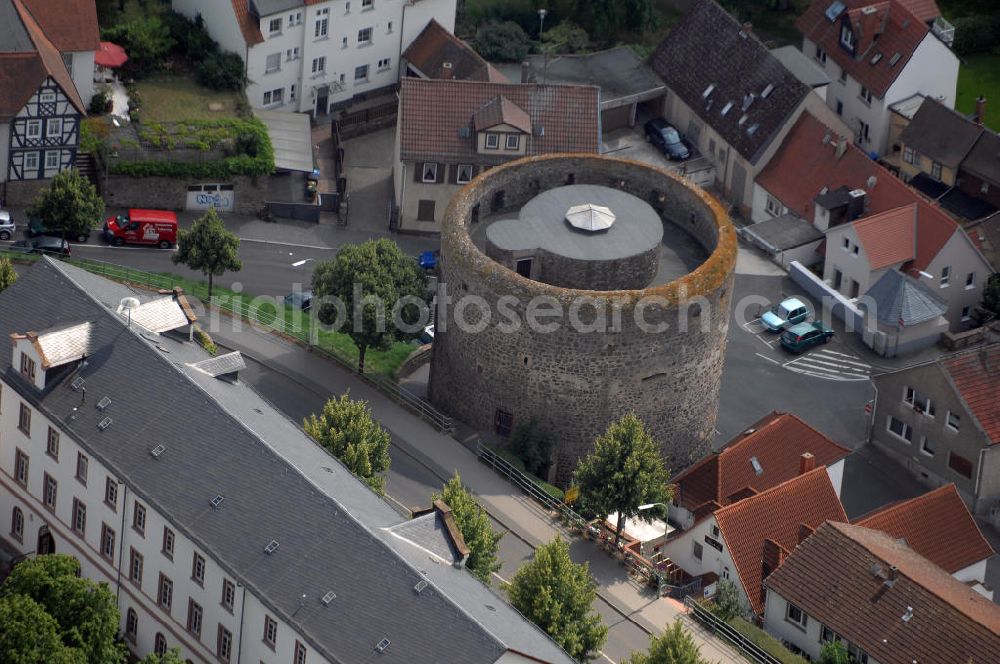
[101,174,268,216]
[485,242,660,291]
[3,179,51,208]
[429,155,737,484]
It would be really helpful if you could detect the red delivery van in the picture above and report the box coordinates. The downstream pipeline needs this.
[103,209,178,248]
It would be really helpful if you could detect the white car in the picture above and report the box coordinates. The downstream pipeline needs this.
[0,209,14,241]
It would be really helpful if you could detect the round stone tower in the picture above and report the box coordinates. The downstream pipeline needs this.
[429,154,736,484]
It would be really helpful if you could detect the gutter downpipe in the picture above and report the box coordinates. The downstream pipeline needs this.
[115,483,128,606]
[236,583,248,663]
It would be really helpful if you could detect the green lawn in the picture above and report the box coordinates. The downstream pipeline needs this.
[134,75,245,122]
[956,54,1000,130]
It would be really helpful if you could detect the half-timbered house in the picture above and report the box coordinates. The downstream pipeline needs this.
[1,0,88,198]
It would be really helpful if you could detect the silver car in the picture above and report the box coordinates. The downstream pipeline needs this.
[0,209,14,241]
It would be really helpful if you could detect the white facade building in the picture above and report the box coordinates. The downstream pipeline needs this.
[797,0,958,156]
[172,0,457,114]
[0,257,575,664]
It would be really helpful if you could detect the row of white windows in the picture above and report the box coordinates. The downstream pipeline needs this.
[783,602,871,663]
[885,415,973,478]
[263,59,391,107]
[268,0,375,37]
[19,150,62,171]
[901,386,961,431]
[5,390,312,663]
[265,26,381,75]
[23,118,64,139]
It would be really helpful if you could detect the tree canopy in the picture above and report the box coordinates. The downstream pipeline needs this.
[473,21,532,62]
[819,640,850,664]
[433,473,503,583]
[624,619,709,664]
[26,169,104,242]
[0,256,18,292]
[0,554,125,664]
[303,392,392,494]
[311,238,426,373]
[573,412,671,545]
[137,648,186,664]
[172,206,241,297]
[507,538,607,661]
[0,594,84,664]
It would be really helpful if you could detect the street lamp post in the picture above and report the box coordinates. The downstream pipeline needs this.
[538,8,548,84]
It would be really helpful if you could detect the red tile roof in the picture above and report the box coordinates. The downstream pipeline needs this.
[473,96,531,133]
[852,203,916,269]
[943,344,1000,444]
[0,0,85,122]
[403,19,508,83]
[758,112,958,272]
[673,412,850,514]
[398,77,600,163]
[714,467,848,615]
[230,0,263,46]
[796,0,929,98]
[20,0,98,53]
[765,522,1000,664]
[856,484,995,573]
[896,0,941,23]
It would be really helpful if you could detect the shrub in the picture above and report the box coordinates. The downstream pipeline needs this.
[102,17,175,77]
[163,11,218,61]
[196,51,246,91]
[952,14,1000,56]
[473,21,532,62]
[510,420,554,476]
[542,22,591,53]
[195,327,218,355]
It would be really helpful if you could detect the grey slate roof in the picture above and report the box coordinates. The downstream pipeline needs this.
[0,258,575,664]
[961,129,1000,184]
[770,46,831,89]
[862,268,947,326]
[251,0,302,18]
[523,46,666,108]
[30,321,93,368]
[900,97,983,170]
[743,213,823,251]
[124,295,191,333]
[0,0,34,52]
[190,351,246,377]
[386,511,463,565]
[648,0,810,165]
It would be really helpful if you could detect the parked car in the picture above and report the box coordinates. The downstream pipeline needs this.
[283,290,313,311]
[419,250,439,271]
[644,118,691,161]
[103,209,178,248]
[761,297,810,332]
[0,209,14,240]
[9,237,71,256]
[781,321,834,353]
[417,323,435,345]
[27,217,91,243]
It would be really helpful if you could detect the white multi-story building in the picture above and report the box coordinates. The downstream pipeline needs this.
[0,257,575,664]
[796,0,958,156]
[172,0,456,115]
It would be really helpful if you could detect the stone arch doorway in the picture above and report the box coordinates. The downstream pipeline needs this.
[37,526,55,555]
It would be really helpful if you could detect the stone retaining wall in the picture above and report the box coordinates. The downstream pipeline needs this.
[101,174,268,216]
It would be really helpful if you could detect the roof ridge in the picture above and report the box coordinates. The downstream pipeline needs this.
[40,258,516,662]
[856,483,955,522]
[713,465,835,517]
[10,0,86,114]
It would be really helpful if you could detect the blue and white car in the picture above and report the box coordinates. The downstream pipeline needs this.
[761,297,809,332]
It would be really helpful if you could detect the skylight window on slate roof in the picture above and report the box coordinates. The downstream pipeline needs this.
[721,101,733,116]
[376,638,391,653]
[210,495,225,509]
[751,456,764,475]
[322,590,337,605]
[825,0,845,21]
[264,539,280,554]
[150,444,166,458]
[738,114,748,126]
[98,417,112,431]
[414,579,428,593]
[71,376,85,390]
[97,396,111,410]
[889,52,902,66]
[761,83,774,99]
[742,93,756,112]
[747,123,760,136]
[703,84,715,98]
[870,52,882,65]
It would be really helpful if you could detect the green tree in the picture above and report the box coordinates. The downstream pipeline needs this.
[977,273,1000,322]
[172,207,242,298]
[624,619,708,664]
[710,579,745,622]
[101,17,175,76]
[542,22,591,54]
[433,473,503,583]
[0,594,84,664]
[507,538,607,661]
[0,554,125,663]
[304,392,392,494]
[196,51,246,91]
[0,256,18,292]
[137,647,186,664]
[26,169,103,243]
[473,21,532,61]
[311,238,426,373]
[819,640,850,664]
[510,420,554,476]
[573,412,671,546]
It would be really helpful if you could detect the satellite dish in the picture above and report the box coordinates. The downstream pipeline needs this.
[565,204,615,232]
[120,297,140,311]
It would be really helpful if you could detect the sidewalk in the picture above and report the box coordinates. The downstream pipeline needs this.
[206,313,742,663]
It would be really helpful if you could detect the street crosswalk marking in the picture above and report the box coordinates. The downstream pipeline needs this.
[783,348,872,381]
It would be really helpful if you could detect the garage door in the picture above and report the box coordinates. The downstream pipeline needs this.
[186,184,235,212]
[601,105,633,133]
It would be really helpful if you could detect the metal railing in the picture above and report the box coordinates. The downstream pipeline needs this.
[684,597,788,664]
[476,441,577,517]
[23,254,456,434]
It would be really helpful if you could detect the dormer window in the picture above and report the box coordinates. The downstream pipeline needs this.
[505,135,519,150]
[485,133,500,149]
[840,23,855,51]
[20,353,35,381]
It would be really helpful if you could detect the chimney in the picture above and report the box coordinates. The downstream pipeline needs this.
[799,452,815,475]
[975,96,987,125]
[433,499,471,568]
[521,61,530,84]
[835,139,848,160]
[441,62,453,80]
[846,188,866,221]
[888,564,898,581]
[761,538,786,578]
[797,523,815,545]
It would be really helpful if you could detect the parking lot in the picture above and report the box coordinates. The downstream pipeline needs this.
[740,314,874,382]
